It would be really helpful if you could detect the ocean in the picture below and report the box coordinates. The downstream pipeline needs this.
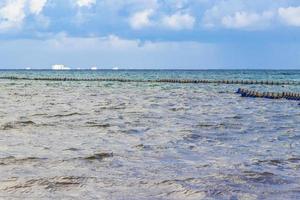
[0,70,299,199]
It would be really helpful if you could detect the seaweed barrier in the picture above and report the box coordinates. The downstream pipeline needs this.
[236,88,300,101]
[0,76,299,85]
[1,76,299,101]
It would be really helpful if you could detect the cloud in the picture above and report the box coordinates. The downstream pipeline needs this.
[29,0,47,14]
[76,0,96,8]
[0,0,300,41]
[202,0,292,30]
[278,6,300,26]
[161,12,195,30]
[129,9,154,30]
[221,11,274,29]
[129,10,196,31]
[0,0,47,31]
[0,0,26,31]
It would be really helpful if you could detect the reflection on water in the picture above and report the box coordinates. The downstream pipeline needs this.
[0,70,299,199]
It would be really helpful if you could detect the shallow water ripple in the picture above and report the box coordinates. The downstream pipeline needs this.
[0,80,299,199]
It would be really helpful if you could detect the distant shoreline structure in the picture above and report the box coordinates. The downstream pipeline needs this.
[52,64,70,71]
[91,66,98,70]
[50,65,121,71]
[14,67,300,71]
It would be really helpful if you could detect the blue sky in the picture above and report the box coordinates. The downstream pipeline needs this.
[0,0,300,69]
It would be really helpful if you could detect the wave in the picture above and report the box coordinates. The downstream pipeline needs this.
[47,112,86,118]
[85,122,110,128]
[3,176,95,192]
[0,156,47,165]
[0,120,36,130]
[83,152,113,161]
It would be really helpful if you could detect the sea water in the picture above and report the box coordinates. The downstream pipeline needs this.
[0,70,299,199]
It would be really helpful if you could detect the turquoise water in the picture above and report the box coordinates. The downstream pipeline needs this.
[1,69,300,81]
[1,70,300,93]
[0,70,299,199]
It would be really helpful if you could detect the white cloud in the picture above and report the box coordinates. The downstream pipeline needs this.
[129,9,154,29]
[129,10,195,31]
[202,0,287,30]
[0,0,300,35]
[0,0,26,31]
[77,0,96,8]
[0,0,47,31]
[161,12,195,30]
[29,0,47,15]
[221,11,274,29]
[278,6,300,26]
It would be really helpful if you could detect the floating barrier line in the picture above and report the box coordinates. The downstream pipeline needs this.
[236,88,300,101]
[0,76,299,86]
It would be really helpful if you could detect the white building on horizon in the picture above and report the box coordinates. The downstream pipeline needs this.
[52,64,70,70]
[91,66,98,70]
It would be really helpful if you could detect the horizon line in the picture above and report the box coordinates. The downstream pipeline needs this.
[0,68,299,71]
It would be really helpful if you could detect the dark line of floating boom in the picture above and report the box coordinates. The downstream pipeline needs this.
[0,77,299,85]
[236,88,300,101]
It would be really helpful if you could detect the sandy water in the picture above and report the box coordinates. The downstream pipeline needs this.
[0,71,299,199]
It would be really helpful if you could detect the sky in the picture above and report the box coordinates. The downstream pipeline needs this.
[0,0,300,69]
